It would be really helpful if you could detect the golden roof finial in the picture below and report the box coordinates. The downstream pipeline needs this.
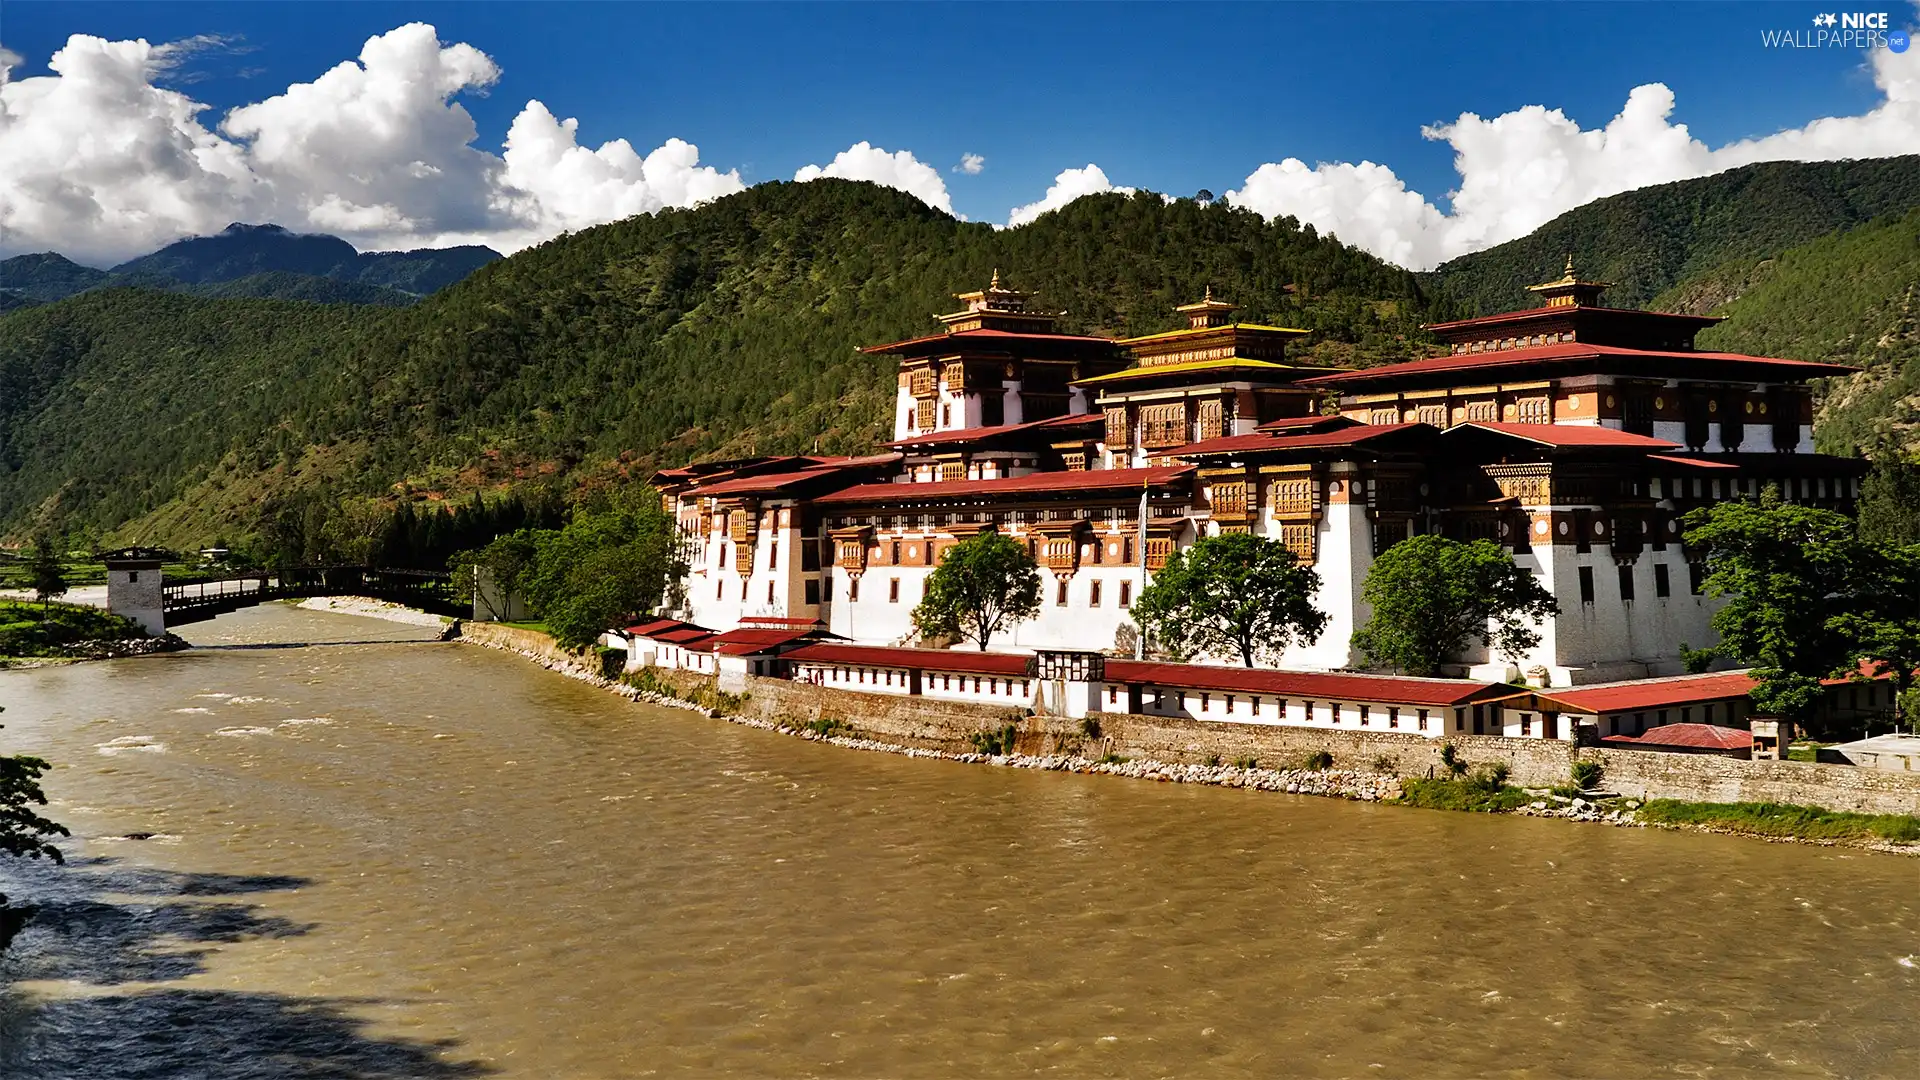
[1563,253,1576,279]
[990,268,1002,290]
[1203,283,1214,303]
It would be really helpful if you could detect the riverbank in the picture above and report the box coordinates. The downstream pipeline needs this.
[293,595,452,628]
[0,598,184,668]
[451,621,1920,855]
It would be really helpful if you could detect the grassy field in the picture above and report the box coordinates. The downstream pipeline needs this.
[0,598,146,659]
[1397,777,1534,813]
[1636,799,1920,843]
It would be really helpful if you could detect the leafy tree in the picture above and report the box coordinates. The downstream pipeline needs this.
[2,706,69,953]
[1857,451,1920,546]
[1833,541,1920,731]
[1682,492,1867,722]
[1352,535,1559,677]
[1131,531,1328,666]
[911,531,1042,650]
[451,493,685,650]
[27,534,66,613]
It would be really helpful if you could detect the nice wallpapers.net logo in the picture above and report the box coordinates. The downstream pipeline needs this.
[1761,11,1911,49]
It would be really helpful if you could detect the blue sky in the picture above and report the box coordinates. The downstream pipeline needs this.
[3,2,1915,266]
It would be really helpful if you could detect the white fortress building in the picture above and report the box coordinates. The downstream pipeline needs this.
[651,264,1862,687]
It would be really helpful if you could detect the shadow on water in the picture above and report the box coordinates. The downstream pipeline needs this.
[0,857,492,1079]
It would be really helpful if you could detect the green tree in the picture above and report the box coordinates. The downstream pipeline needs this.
[911,531,1042,650]
[2,706,69,953]
[27,534,66,614]
[1131,531,1329,666]
[1833,541,1920,731]
[1352,535,1559,677]
[1682,492,1866,722]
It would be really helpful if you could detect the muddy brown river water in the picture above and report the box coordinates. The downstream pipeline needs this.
[0,604,1915,1078]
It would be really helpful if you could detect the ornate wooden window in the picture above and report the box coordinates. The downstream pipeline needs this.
[1414,403,1448,427]
[939,461,965,482]
[1369,407,1400,426]
[917,398,937,432]
[1269,477,1314,516]
[1144,537,1175,570]
[1465,400,1498,423]
[1515,396,1552,425]
[909,368,935,397]
[1104,406,1130,449]
[1278,523,1316,564]
[1140,403,1188,448]
[1063,452,1087,471]
[1210,480,1249,521]
[1197,400,1225,441]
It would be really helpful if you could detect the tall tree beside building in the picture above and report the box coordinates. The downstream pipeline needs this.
[1,707,69,953]
[911,532,1042,650]
[1830,541,1920,732]
[1132,532,1329,667]
[1351,535,1559,677]
[1682,492,1869,722]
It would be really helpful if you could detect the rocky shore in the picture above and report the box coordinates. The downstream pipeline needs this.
[0,632,189,667]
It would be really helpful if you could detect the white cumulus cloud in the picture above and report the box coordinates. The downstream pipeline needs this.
[1227,38,1920,270]
[954,152,985,175]
[0,23,743,264]
[793,141,953,213]
[1005,164,1133,228]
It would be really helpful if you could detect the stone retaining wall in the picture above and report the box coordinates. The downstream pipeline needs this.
[459,624,1920,817]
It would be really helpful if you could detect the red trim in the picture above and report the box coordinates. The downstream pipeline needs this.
[1601,724,1752,750]
[887,414,1099,449]
[1447,422,1680,449]
[1423,304,1721,334]
[815,466,1192,505]
[1169,424,1420,458]
[1102,660,1511,708]
[1299,343,1857,386]
[1254,414,1363,433]
[784,643,1034,676]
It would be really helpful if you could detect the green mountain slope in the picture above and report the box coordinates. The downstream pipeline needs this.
[1672,205,1920,458]
[110,223,501,295]
[1431,156,1920,314]
[186,272,415,307]
[0,253,110,302]
[0,180,1433,546]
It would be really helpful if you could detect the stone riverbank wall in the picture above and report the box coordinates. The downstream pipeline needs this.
[458,623,1920,817]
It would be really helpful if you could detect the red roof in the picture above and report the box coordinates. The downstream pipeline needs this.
[1648,454,1740,471]
[1255,414,1363,433]
[626,617,708,637]
[1298,342,1857,386]
[862,328,1116,354]
[815,465,1192,505]
[703,627,822,656]
[784,643,1035,676]
[1101,660,1511,708]
[1423,304,1722,334]
[1602,723,1753,751]
[1169,423,1422,458]
[1549,672,1756,713]
[687,455,902,497]
[887,414,1100,449]
[738,616,825,628]
[1447,422,1681,450]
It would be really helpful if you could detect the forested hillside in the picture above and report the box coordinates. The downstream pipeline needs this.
[1674,205,1920,459]
[1431,157,1920,314]
[0,181,1434,548]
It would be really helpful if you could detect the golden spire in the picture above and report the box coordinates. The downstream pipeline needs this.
[1203,283,1215,303]
[1563,253,1575,278]
[990,268,1002,290]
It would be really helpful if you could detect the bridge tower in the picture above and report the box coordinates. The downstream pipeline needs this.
[103,548,167,635]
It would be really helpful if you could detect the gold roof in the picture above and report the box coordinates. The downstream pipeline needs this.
[1075,358,1323,385]
[1525,253,1613,293]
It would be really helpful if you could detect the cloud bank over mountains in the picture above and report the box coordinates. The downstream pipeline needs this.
[2,19,1916,267]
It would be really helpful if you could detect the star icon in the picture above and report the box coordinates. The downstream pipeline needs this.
[1825,13,1840,26]
[1813,13,1824,25]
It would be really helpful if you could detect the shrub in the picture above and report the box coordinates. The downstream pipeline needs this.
[1465,761,1511,794]
[969,722,1020,756]
[1301,749,1335,771]
[1096,752,1130,765]
[1079,717,1102,739]
[1398,777,1531,813]
[1570,759,1604,790]
[594,645,625,679]
[1204,754,1222,768]
[1370,754,1398,774]
[1231,755,1259,770]
[1438,742,1468,777]
[801,716,853,738]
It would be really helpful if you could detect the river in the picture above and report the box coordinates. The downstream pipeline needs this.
[0,604,1915,1078]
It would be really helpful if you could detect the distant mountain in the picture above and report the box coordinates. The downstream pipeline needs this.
[111,223,500,295]
[0,292,42,316]
[0,225,500,310]
[1430,157,1920,314]
[0,253,110,302]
